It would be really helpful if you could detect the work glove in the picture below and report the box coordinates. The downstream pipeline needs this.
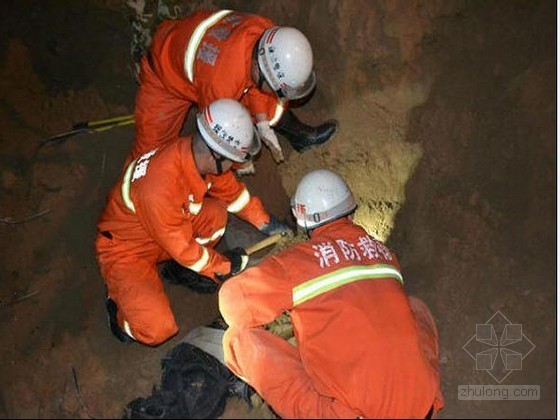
[216,247,249,282]
[257,120,284,163]
[234,161,256,176]
[160,260,218,294]
[259,215,293,237]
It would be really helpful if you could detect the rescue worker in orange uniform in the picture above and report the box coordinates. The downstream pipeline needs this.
[95,99,289,346]
[219,169,445,418]
[133,8,337,168]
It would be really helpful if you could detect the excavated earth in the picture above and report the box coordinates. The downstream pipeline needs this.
[0,0,555,418]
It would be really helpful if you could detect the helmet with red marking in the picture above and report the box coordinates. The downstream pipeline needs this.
[196,99,261,163]
[257,27,316,100]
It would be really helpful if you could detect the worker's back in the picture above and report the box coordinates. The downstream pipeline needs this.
[280,217,440,418]
[147,10,273,103]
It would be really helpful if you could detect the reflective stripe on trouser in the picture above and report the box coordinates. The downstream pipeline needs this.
[133,53,194,159]
[292,264,403,306]
[223,327,360,419]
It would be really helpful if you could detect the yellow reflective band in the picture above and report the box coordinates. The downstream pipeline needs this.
[121,159,137,213]
[123,320,136,340]
[195,227,226,245]
[269,99,287,126]
[292,264,403,306]
[184,10,233,83]
[189,202,202,215]
[187,247,210,273]
[227,188,250,213]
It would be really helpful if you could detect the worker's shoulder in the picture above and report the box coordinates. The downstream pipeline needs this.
[133,142,185,184]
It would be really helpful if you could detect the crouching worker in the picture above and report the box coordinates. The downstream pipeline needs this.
[95,98,291,346]
[219,169,445,418]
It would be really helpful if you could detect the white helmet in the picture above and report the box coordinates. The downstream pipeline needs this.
[257,27,316,100]
[291,169,357,230]
[196,99,261,163]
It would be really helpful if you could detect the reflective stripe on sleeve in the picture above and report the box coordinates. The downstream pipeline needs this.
[121,159,137,213]
[292,264,403,306]
[195,227,226,245]
[269,99,287,126]
[226,188,250,213]
[184,10,233,83]
[186,247,210,273]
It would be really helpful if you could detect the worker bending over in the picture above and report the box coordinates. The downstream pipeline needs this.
[95,99,289,346]
[219,169,444,418]
[133,8,337,167]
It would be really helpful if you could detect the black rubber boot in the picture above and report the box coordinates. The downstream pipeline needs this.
[274,109,338,152]
[106,298,135,344]
[159,260,218,294]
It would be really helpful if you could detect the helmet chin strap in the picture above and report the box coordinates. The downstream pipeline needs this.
[215,157,223,175]
[257,69,266,91]
[205,141,226,175]
[303,219,313,239]
[253,44,266,91]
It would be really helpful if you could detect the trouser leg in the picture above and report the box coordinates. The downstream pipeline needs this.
[133,49,193,158]
[96,233,178,346]
[223,327,358,419]
[107,257,178,346]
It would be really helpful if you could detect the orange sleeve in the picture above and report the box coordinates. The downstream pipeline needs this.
[242,87,283,121]
[208,172,270,228]
[236,195,270,228]
[219,255,293,328]
[136,186,230,279]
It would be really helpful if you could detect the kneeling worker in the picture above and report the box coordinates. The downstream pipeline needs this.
[219,169,444,418]
[95,98,289,346]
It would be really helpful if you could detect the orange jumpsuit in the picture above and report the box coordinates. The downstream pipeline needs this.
[95,136,270,346]
[133,9,285,159]
[219,218,444,418]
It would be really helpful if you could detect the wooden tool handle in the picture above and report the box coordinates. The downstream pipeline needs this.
[245,233,284,256]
